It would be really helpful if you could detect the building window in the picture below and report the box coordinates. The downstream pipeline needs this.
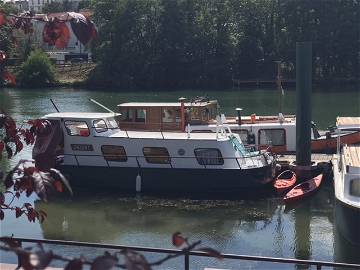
[194,148,224,165]
[64,121,90,137]
[232,130,249,144]
[258,129,286,146]
[101,145,127,162]
[143,147,170,164]
[350,178,360,197]
[135,109,146,123]
[93,119,108,133]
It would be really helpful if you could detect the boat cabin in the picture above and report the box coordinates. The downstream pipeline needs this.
[117,99,218,131]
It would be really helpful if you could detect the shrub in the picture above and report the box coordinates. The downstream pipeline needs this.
[18,50,56,88]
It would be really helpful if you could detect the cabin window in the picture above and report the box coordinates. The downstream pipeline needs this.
[64,121,90,137]
[232,130,249,144]
[143,147,170,164]
[93,119,108,133]
[258,129,285,146]
[162,108,174,123]
[136,109,146,122]
[350,178,360,197]
[194,148,224,165]
[120,109,134,122]
[175,109,181,123]
[107,118,119,129]
[101,145,127,162]
[190,108,201,120]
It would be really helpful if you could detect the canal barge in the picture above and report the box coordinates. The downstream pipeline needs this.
[32,112,276,193]
[117,99,360,154]
[333,144,360,246]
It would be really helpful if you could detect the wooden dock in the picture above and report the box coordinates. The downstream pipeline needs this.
[277,153,333,164]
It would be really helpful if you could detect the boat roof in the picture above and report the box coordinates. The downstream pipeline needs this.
[117,101,217,108]
[43,112,120,120]
[109,130,230,140]
[336,117,360,129]
[344,144,360,168]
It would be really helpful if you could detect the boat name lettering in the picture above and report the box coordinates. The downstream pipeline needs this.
[71,144,94,151]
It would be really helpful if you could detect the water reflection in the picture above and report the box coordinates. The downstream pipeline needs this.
[35,194,278,244]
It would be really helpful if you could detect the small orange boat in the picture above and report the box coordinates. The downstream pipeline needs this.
[273,170,296,194]
[283,174,323,203]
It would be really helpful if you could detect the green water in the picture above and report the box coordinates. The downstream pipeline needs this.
[0,87,359,269]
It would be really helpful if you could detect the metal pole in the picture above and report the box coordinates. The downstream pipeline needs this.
[185,253,190,270]
[275,61,283,113]
[296,42,312,167]
[50,98,60,112]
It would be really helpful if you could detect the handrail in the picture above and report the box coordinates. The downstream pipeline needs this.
[60,152,270,170]
[9,238,360,270]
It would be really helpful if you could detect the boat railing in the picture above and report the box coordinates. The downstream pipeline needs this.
[59,153,270,170]
[9,237,360,270]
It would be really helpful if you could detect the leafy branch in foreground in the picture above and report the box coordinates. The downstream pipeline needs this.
[0,233,223,270]
[0,113,71,222]
[0,113,222,269]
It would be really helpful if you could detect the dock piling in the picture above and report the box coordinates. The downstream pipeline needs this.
[295,42,313,179]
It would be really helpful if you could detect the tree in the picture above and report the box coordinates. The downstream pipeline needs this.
[17,50,56,88]
[42,0,74,13]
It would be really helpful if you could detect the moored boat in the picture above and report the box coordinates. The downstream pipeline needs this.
[32,110,276,194]
[283,174,323,203]
[117,99,360,154]
[273,170,296,194]
[333,144,360,246]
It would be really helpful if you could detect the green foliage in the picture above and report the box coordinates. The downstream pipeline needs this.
[18,50,56,88]
[89,0,359,89]
[42,0,74,13]
[78,0,93,10]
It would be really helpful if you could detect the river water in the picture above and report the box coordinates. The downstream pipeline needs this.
[0,87,359,269]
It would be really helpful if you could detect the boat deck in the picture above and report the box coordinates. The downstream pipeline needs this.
[336,116,360,129]
[344,144,360,167]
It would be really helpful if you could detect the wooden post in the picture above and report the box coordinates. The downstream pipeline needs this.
[179,97,186,132]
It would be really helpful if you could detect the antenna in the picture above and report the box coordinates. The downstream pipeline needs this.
[89,98,115,114]
[50,99,60,112]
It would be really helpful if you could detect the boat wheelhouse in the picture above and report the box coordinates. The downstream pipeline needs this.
[32,112,276,193]
[117,99,360,154]
[333,144,360,246]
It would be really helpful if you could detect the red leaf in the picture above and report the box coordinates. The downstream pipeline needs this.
[0,12,6,27]
[24,166,38,175]
[0,141,4,153]
[196,248,224,260]
[34,250,53,269]
[3,71,16,86]
[15,207,23,218]
[123,249,151,270]
[0,192,4,204]
[23,202,32,209]
[0,237,21,248]
[172,232,186,247]
[90,252,118,270]
[15,138,23,153]
[65,259,83,270]
[0,209,4,220]
[53,181,63,193]
[5,145,13,159]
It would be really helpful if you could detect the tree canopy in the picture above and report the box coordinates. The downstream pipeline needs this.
[88,0,359,89]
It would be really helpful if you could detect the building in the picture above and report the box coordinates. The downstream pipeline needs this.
[28,0,81,13]
[5,0,29,12]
